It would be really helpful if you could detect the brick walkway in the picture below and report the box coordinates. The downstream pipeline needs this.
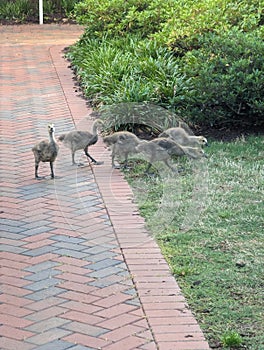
[0,25,210,350]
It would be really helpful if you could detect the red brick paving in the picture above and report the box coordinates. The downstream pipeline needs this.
[0,25,210,349]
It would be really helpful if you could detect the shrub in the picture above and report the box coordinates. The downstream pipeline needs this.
[75,0,263,42]
[74,0,174,38]
[153,0,263,51]
[178,30,264,128]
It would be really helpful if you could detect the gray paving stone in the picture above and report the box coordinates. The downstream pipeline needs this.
[126,297,141,307]
[124,289,138,297]
[85,251,117,263]
[50,235,85,244]
[0,231,27,240]
[22,245,58,256]
[21,221,53,229]
[25,277,61,291]
[88,265,124,279]
[26,328,71,346]
[25,286,66,301]
[71,201,102,209]
[30,340,74,350]
[89,276,124,288]
[24,261,59,273]
[24,268,61,281]
[19,188,50,195]
[0,218,27,227]
[26,317,70,333]
[50,223,83,231]
[52,241,87,251]
[69,345,96,350]
[84,245,110,255]
[21,226,54,236]
[75,206,103,214]
[22,193,46,200]
[62,321,109,337]
[53,248,88,259]
[0,244,27,254]
[1,225,27,233]
[89,258,122,271]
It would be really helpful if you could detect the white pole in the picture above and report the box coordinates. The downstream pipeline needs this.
[39,0,43,25]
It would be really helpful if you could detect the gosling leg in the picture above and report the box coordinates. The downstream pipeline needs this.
[111,144,120,168]
[50,162,55,178]
[163,159,178,172]
[122,154,129,169]
[35,162,44,180]
[71,152,77,165]
[144,162,153,174]
[35,162,39,179]
[84,146,103,165]
[111,147,117,168]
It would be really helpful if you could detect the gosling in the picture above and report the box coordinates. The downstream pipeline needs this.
[58,119,103,166]
[32,124,59,179]
[159,127,208,147]
[136,137,207,173]
[103,131,141,168]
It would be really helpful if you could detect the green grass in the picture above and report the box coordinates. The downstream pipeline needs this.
[123,136,264,349]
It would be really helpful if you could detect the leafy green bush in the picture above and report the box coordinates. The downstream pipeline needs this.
[178,30,264,128]
[153,0,263,51]
[75,0,263,42]
[74,0,174,38]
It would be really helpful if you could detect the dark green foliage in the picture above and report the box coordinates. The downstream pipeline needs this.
[75,0,263,41]
[177,30,264,128]
[0,0,80,22]
[221,331,243,348]
[69,0,264,130]
[74,0,174,38]
[0,0,34,21]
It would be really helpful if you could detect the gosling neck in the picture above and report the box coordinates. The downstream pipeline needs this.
[49,130,56,144]
[92,120,102,135]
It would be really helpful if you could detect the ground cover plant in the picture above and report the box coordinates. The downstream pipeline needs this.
[67,36,190,111]
[123,136,264,349]
[0,0,80,24]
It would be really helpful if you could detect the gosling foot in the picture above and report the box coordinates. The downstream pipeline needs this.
[92,161,104,165]
[35,175,45,180]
